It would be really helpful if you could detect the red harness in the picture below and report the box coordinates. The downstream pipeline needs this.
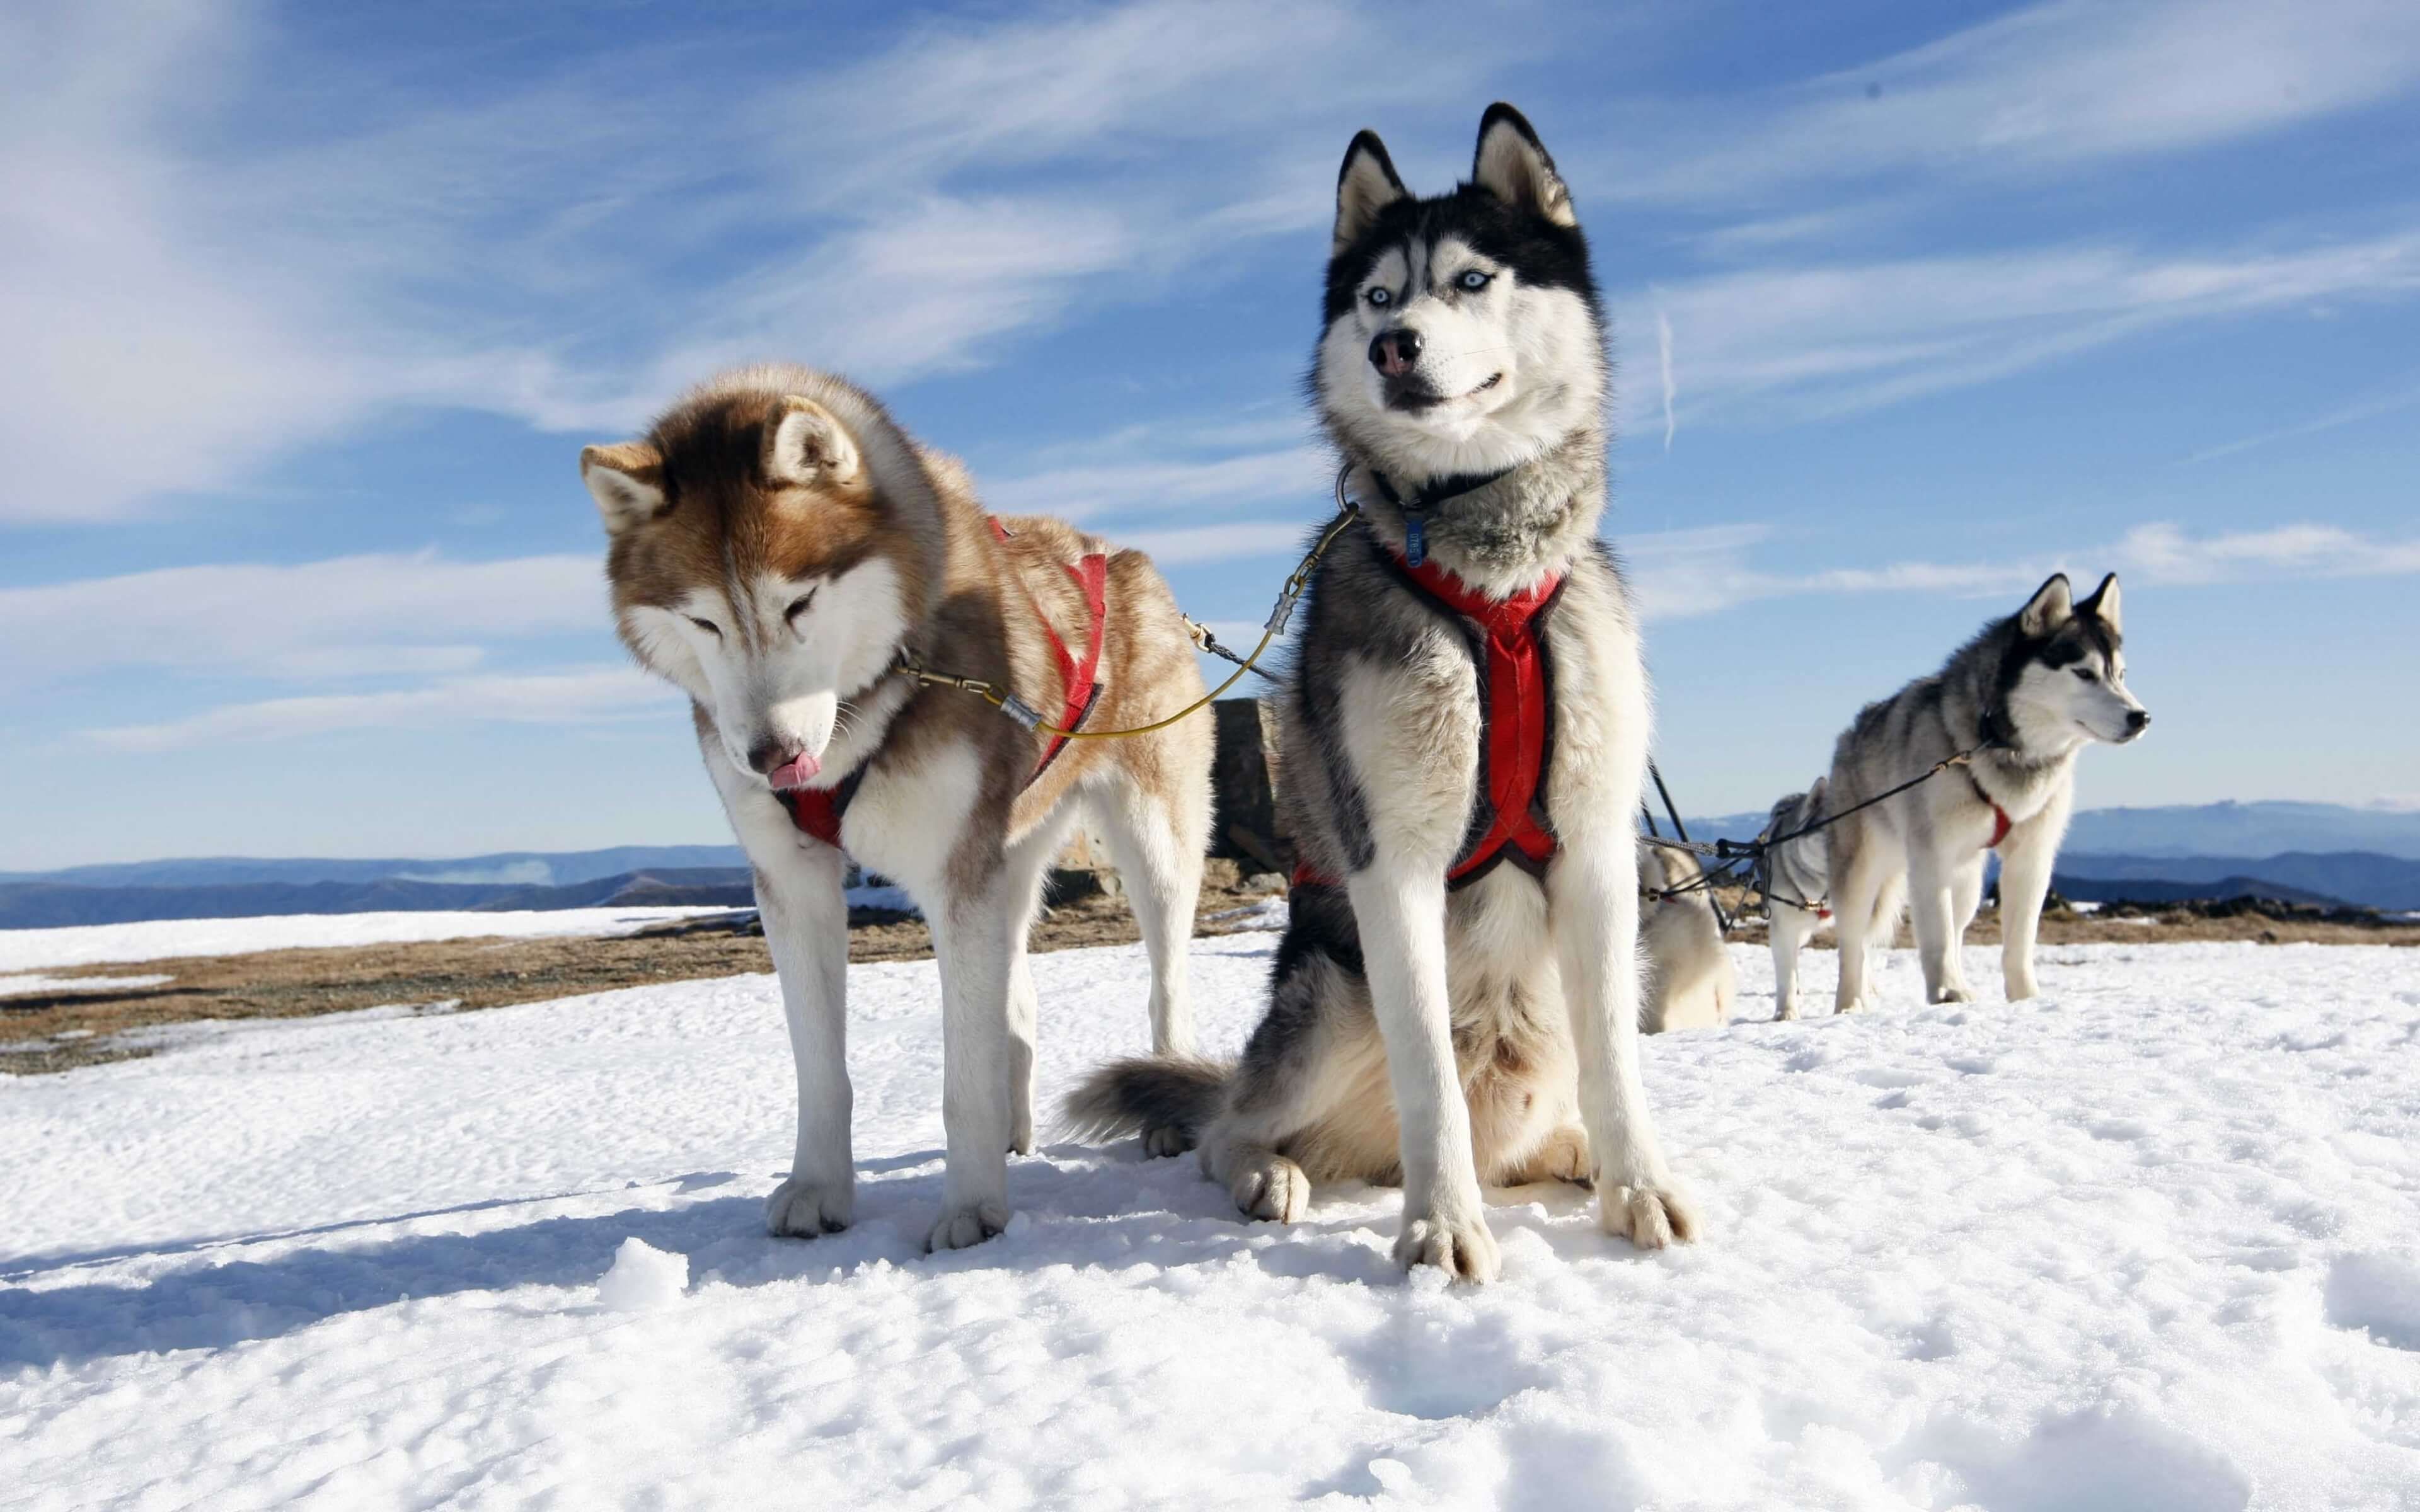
[1294,552,1565,890]
[783,519,1107,850]
[1967,772,2012,850]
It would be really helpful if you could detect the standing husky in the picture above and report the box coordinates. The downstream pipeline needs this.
[1070,105,1695,1280]
[1758,779,1833,1021]
[1639,840,1736,1033]
[582,366,1213,1251]
[1828,573,2148,1014]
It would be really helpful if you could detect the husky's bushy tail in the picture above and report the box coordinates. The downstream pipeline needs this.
[1061,1057,1229,1143]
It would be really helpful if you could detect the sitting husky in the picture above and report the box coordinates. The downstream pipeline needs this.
[1758,779,1833,1021]
[580,367,1213,1251]
[1639,840,1736,1033]
[1070,105,1695,1281]
[1827,573,2148,1014]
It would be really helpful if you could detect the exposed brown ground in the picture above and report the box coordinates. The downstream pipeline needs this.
[6,869,2408,1076]
[0,861,1285,1075]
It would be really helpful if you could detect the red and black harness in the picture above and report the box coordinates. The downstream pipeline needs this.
[781,518,1108,851]
[1294,545,1567,891]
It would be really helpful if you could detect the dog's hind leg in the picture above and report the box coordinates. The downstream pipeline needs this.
[1088,770,1207,1060]
[1004,806,1079,1157]
[1829,825,1884,1015]
[1770,905,1812,1021]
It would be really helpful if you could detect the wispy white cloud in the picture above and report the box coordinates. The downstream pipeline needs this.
[83,667,671,752]
[1605,0,2420,205]
[1118,520,1313,566]
[0,0,1530,523]
[1624,518,2420,621]
[1618,228,2420,431]
[986,445,1329,523]
[0,552,602,689]
[2183,379,2420,464]
[1654,303,1678,450]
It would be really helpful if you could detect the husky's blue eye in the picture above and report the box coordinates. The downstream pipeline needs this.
[1366,287,1392,307]
[1458,269,1493,291]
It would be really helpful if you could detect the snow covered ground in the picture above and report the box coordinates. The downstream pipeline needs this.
[5,931,2419,1508]
[0,905,729,973]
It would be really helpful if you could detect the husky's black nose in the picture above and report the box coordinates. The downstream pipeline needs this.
[1369,328,1423,377]
[747,737,798,776]
[2126,709,2151,736]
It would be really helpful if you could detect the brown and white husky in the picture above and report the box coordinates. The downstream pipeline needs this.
[581,365,1213,1252]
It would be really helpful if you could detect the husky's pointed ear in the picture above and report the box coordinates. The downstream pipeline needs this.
[580,442,666,535]
[764,398,862,491]
[2017,573,2075,638]
[1472,102,1575,227]
[1334,129,1408,255]
[2075,572,2122,634]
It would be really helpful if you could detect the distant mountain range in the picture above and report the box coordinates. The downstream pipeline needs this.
[6,803,2417,930]
[1659,801,2420,912]
[0,845,747,891]
[0,867,757,931]
[1674,799,2420,860]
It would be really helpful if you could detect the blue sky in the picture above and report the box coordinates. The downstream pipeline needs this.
[4,0,2419,868]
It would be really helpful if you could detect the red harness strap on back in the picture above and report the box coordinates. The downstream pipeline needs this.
[1294,553,1564,890]
[991,517,1108,778]
[784,522,1106,850]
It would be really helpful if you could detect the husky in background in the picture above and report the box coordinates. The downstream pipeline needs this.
[1639,840,1736,1033]
[1828,573,2148,1014]
[1070,105,1695,1281]
[583,366,1213,1252]
[1758,779,1833,1021]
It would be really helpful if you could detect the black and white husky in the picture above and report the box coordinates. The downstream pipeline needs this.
[1826,573,2150,1014]
[1071,105,1695,1280]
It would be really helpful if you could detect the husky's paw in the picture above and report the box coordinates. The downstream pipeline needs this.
[1773,999,1799,1022]
[1601,1181,1698,1250]
[1928,983,1975,1005]
[1395,1210,1501,1283]
[926,1200,1011,1253]
[1008,1124,1035,1157]
[2004,970,2039,1002]
[1143,1124,1196,1159]
[765,1176,853,1238]
[1231,1153,1310,1222]
[1835,996,1867,1015]
[1512,1125,1593,1186]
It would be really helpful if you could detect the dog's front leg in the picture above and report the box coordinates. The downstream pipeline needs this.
[1349,866,1498,1282]
[928,885,1016,1251]
[754,836,855,1239]
[1996,788,2070,1001]
[1550,836,1698,1249]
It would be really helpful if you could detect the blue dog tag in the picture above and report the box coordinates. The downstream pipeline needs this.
[1405,513,1426,567]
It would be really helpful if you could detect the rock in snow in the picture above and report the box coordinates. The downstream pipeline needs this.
[3,930,2418,1507]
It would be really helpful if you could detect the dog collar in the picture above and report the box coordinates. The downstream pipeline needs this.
[1369,466,1516,567]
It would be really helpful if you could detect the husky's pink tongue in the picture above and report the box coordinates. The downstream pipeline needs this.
[768,751,821,791]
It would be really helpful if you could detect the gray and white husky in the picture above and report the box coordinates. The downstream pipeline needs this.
[1758,779,1833,1021]
[1070,104,1695,1281]
[1827,573,2149,1014]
